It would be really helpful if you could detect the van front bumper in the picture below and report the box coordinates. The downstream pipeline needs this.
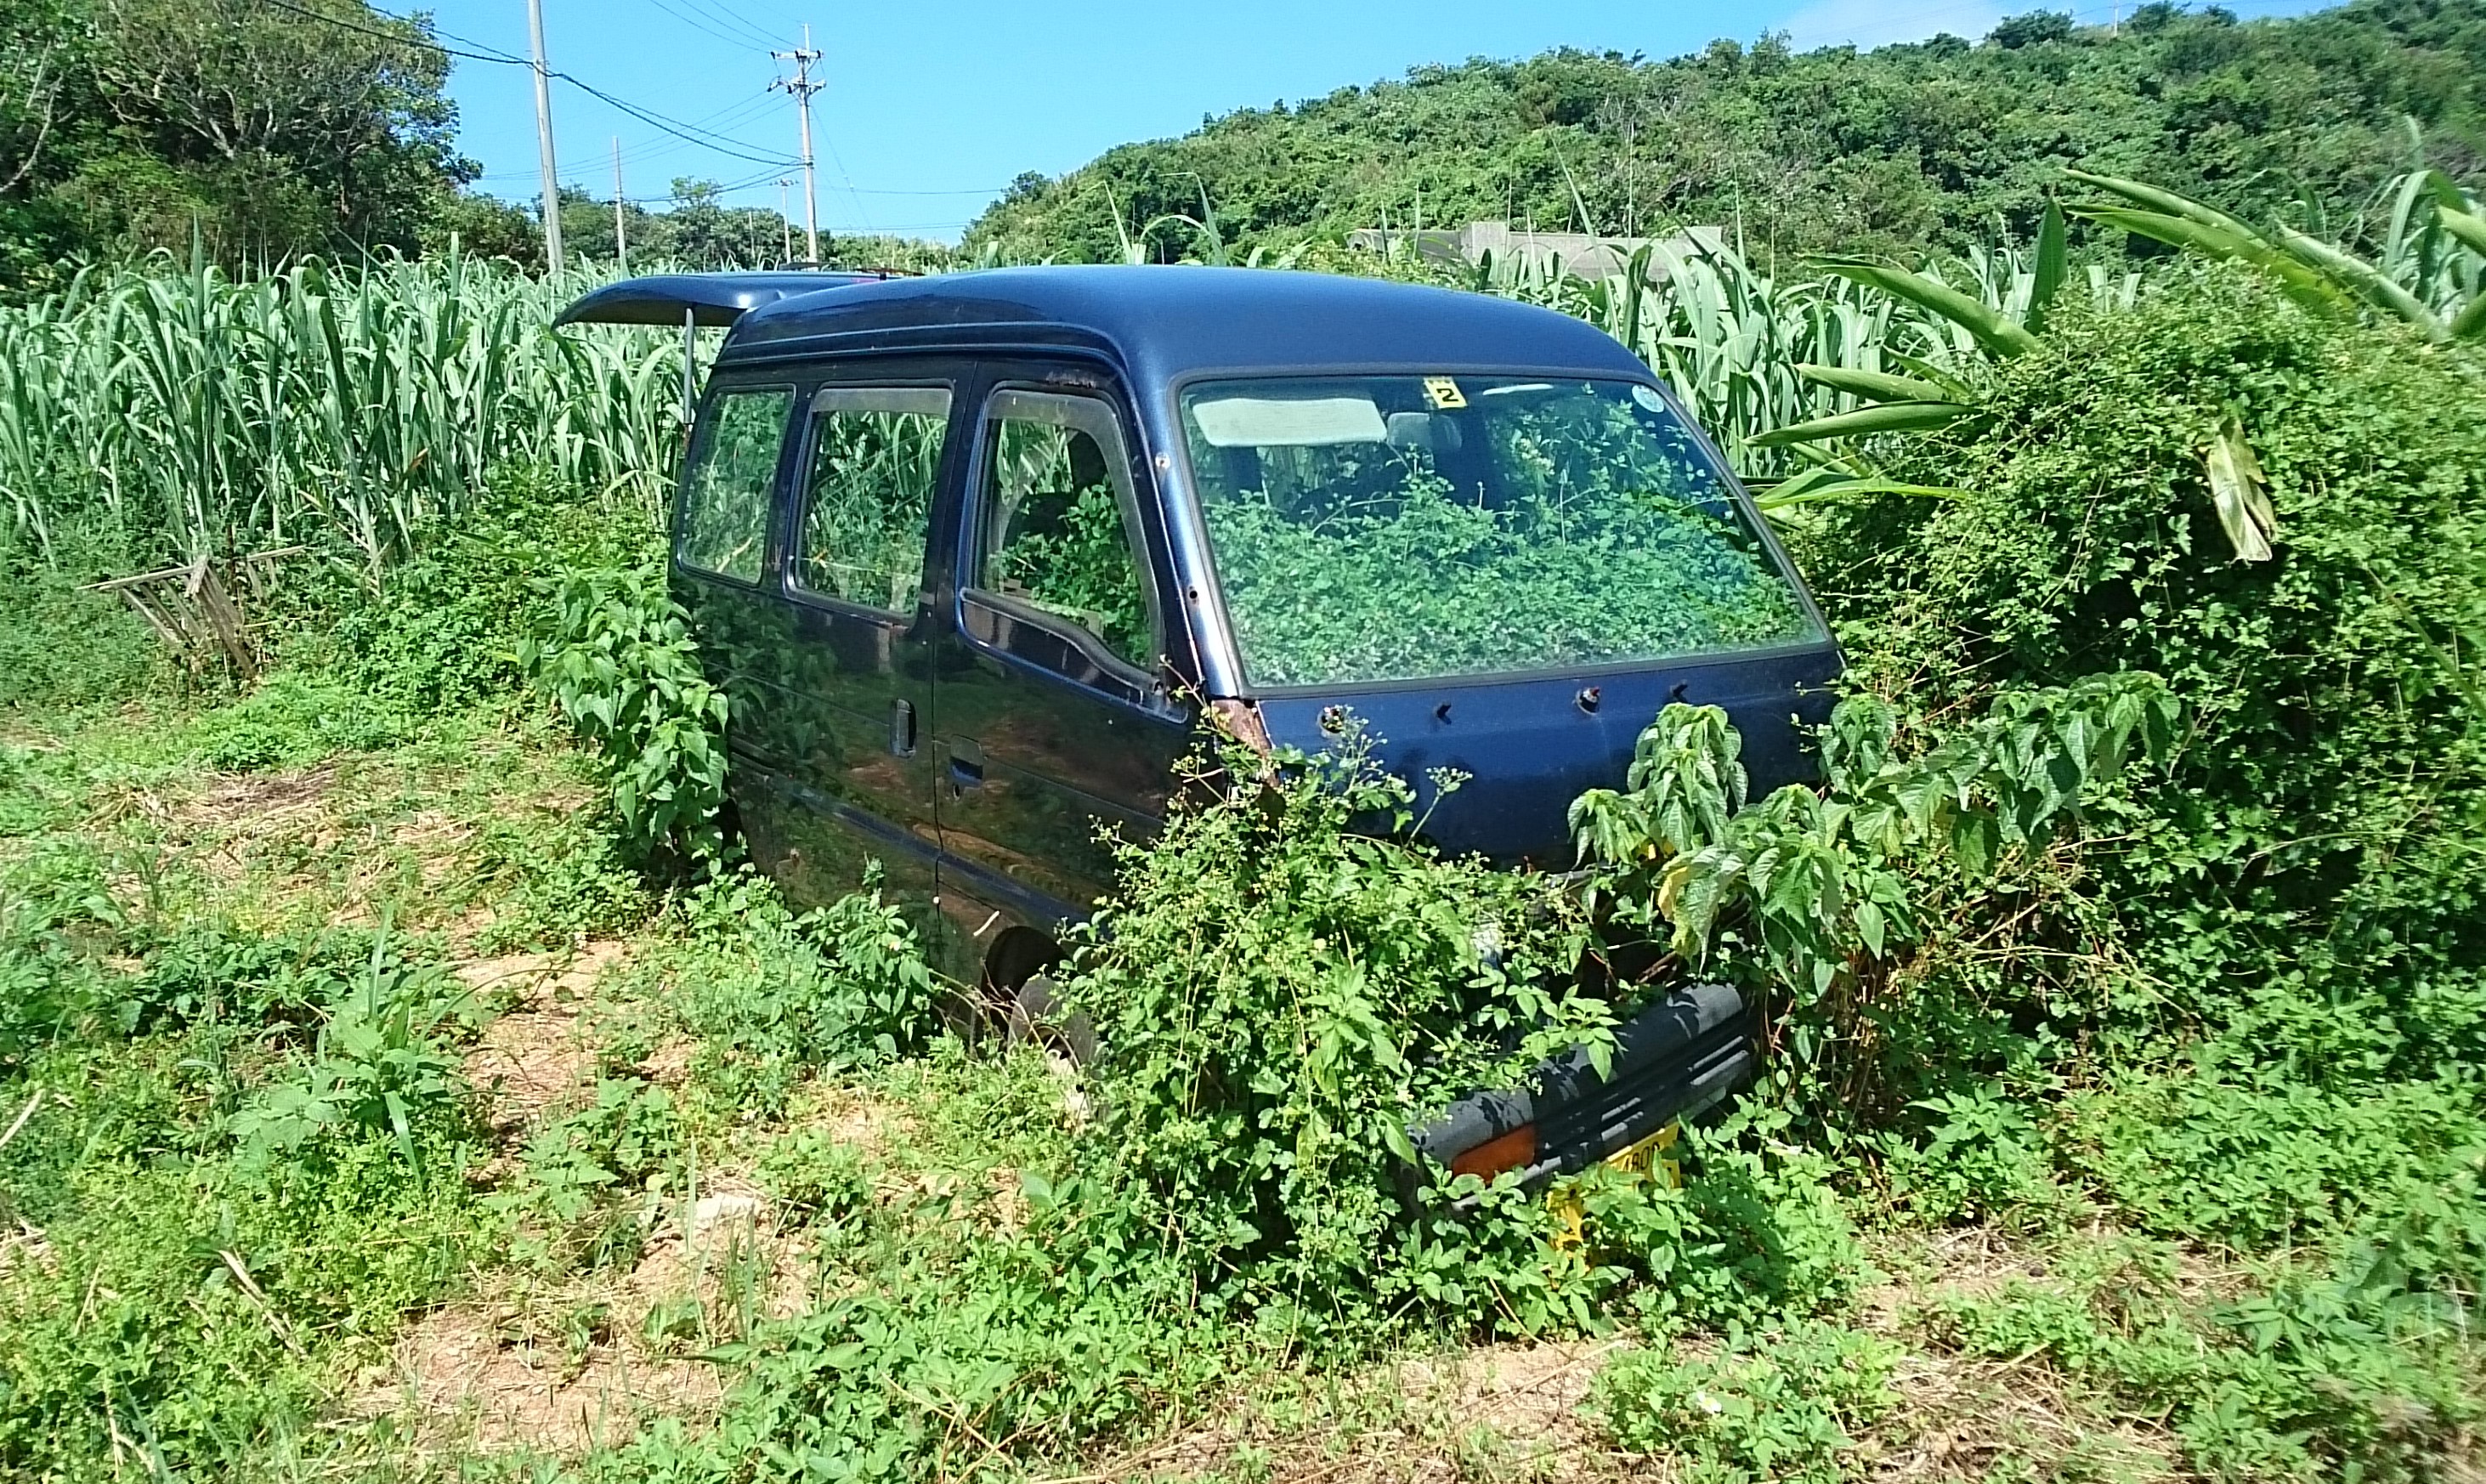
[1407,982,1754,1211]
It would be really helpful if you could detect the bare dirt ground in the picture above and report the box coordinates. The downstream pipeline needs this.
[456,941,626,1134]
[1066,1337,1631,1484]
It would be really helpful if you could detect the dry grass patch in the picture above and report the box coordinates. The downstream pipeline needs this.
[361,1299,724,1457]
[1857,1348,2179,1482]
[363,1181,814,1459]
[458,940,628,1135]
[1073,1339,1638,1484]
[783,1079,915,1163]
[1845,1225,2189,1481]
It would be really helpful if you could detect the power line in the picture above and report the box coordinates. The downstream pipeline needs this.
[669,0,782,49]
[261,0,516,64]
[661,0,784,48]
[818,128,876,235]
[476,171,1011,196]
[609,93,781,170]
[563,74,801,165]
[639,0,775,50]
[262,0,801,168]
[615,165,794,202]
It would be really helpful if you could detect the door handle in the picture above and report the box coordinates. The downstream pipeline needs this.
[890,698,915,756]
[949,738,984,789]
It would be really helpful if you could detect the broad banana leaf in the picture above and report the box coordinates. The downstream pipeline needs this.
[2276,226,2445,339]
[2439,205,2486,258]
[1751,399,1972,447]
[1810,258,2041,360]
[2206,416,2276,563]
[2065,169,2262,241]
[1792,364,1955,404]
[2453,290,2486,341]
[1753,473,1965,512]
[2384,169,2466,280]
[2068,206,2352,318]
[1887,351,1976,400]
[2028,200,2068,333]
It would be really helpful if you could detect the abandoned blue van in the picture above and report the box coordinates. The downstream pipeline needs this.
[562,265,1839,1181]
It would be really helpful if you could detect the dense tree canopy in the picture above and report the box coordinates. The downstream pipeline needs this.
[0,0,479,288]
[965,1,2486,265]
[0,0,940,289]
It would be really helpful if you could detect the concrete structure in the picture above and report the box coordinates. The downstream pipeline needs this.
[1345,221,1727,281]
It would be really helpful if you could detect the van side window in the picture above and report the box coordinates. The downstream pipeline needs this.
[679,386,793,582]
[972,390,1155,671]
[793,386,952,614]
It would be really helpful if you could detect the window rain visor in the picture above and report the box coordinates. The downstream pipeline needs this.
[1178,376,1825,688]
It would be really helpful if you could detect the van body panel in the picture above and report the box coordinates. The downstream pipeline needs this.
[1254,643,1843,868]
[763,359,971,909]
[721,268,1652,386]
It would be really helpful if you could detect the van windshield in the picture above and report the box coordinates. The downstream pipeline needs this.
[1178,376,1825,688]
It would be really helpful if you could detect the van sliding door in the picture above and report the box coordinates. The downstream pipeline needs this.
[740,368,962,937]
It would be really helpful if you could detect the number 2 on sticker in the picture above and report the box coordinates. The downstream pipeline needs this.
[1423,377,1466,409]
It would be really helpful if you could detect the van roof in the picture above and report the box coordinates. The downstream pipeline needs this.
[714,264,1649,383]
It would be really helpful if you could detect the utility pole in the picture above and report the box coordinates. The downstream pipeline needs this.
[611,137,627,273]
[776,178,793,263]
[770,26,823,263]
[526,0,562,273]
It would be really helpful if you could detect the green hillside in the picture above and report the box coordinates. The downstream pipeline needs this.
[964,0,2486,264]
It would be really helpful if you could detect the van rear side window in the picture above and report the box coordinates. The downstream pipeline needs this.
[793,386,951,614]
[678,386,793,582]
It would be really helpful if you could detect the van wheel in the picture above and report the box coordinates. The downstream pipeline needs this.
[1004,974,1098,1067]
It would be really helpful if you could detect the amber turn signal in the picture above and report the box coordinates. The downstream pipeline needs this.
[1448,1124,1537,1180]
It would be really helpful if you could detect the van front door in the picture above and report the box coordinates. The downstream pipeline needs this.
[932,377,1192,943]
[746,372,960,930]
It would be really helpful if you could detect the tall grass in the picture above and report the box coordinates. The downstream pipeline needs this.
[1480,236,2135,476]
[0,235,2078,577]
[0,246,681,578]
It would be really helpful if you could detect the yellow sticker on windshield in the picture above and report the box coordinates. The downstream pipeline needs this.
[1423,377,1467,410]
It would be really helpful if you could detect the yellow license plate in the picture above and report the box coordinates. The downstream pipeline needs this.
[1545,1124,1683,1255]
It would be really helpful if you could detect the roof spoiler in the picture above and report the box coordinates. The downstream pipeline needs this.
[552,270,895,328]
[555,271,900,427]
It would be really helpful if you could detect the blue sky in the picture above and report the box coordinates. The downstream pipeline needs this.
[420,0,2330,243]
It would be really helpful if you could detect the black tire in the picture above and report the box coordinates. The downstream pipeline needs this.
[1003,973,1098,1067]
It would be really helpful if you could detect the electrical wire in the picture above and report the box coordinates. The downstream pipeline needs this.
[840,185,1011,196]
[816,131,876,235]
[614,167,789,203]
[609,93,782,171]
[671,0,783,49]
[261,0,802,167]
[640,0,777,51]
[562,76,796,165]
[260,0,518,64]
[694,0,785,37]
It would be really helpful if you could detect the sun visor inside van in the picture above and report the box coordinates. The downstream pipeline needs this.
[1189,394,1387,448]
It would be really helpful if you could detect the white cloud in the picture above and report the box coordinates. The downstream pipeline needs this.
[1778,0,2008,51]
